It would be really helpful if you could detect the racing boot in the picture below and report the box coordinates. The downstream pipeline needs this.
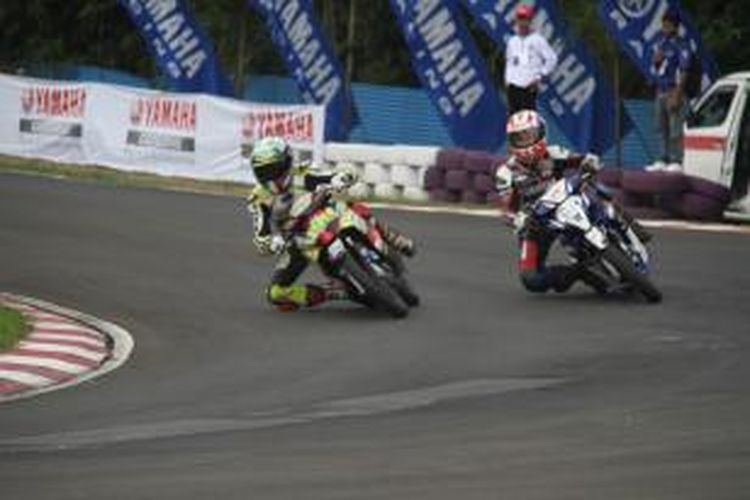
[378,222,416,257]
[549,264,610,295]
[268,283,347,311]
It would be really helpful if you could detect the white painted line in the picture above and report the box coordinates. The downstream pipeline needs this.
[0,355,89,374]
[370,202,750,235]
[18,341,105,362]
[0,370,53,387]
[28,333,105,349]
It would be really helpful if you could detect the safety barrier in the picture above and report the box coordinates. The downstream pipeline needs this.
[0,73,730,220]
[323,143,436,202]
[601,169,731,221]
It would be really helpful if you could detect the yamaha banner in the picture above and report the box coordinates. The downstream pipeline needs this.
[388,0,506,151]
[598,0,719,94]
[247,0,354,141]
[461,0,628,154]
[118,0,234,97]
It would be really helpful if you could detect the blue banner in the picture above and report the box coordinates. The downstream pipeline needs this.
[247,0,354,141]
[598,0,719,94]
[461,0,629,154]
[118,0,233,96]
[388,0,506,151]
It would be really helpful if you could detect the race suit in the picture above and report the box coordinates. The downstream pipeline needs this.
[497,146,639,293]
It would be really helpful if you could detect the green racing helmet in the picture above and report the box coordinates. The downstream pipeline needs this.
[248,136,293,194]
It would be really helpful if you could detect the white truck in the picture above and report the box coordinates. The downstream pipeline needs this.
[684,72,750,215]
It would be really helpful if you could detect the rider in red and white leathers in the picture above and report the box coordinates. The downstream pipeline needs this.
[495,110,651,293]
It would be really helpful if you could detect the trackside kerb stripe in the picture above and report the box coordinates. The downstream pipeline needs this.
[0,362,75,382]
[0,292,134,402]
[25,336,107,352]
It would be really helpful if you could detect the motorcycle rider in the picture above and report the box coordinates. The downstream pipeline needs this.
[245,136,416,311]
[495,110,651,294]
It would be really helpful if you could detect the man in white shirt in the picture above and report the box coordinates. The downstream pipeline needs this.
[504,4,558,114]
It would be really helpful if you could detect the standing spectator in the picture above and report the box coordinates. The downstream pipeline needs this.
[504,3,558,115]
[647,8,691,172]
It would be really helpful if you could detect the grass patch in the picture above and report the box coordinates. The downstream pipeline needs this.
[0,305,31,351]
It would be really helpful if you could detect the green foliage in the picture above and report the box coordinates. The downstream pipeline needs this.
[0,1,748,97]
[0,306,29,352]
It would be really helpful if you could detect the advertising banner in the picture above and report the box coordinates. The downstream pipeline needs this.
[118,0,234,96]
[388,0,506,151]
[0,75,88,163]
[0,74,325,184]
[462,0,630,153]
[598,0,719,95]
[247,0,355,141]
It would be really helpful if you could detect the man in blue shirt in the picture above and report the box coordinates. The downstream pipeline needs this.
[648,9,691,171]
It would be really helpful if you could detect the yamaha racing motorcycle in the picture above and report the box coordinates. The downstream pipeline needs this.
[283,188,419,318]
[526,172,662,303]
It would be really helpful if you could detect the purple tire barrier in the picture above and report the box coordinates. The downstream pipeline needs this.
[444,169,471,191]
[486,191,508,207]
[627,206,674,220]
[597,167,622,188]
[473,173,495,194]
[678,192,726,221]
[460,190,486,205]
[654,192,684,216]
[423,166,445,190]
[462,151,502,174]
[429,188,460,203]
[436,148,467,171]
[685,175,731,204]
[614,189,653,209]
[621,170,687,195]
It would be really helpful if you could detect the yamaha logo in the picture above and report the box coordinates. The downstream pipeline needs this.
[617,0,655,19]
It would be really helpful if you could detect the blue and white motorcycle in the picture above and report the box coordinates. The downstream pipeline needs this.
[505,168,662,303]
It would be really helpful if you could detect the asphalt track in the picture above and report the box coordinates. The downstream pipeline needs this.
[1,172,750,499]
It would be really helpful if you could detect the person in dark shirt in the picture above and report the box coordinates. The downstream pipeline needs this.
[647,8,691,172]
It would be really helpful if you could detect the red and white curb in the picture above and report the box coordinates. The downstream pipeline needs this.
[0,293,134,403]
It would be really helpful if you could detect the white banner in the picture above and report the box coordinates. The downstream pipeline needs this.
[0,73,325,184]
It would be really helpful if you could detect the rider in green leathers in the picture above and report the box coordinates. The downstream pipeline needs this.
[245,136,415,311]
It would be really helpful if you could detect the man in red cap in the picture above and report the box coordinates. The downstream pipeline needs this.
[504,3,558,114]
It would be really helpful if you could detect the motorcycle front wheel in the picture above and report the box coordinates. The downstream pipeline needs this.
[601,245,662,303]
[339,254,409,318]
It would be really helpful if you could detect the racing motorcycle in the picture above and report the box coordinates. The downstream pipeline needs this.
[283,187,419,318]
[513,170,662,303]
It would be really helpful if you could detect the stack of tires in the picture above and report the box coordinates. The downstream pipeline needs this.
[423,148,504,204]
[324,143,435,202]
[600,168,731,221]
